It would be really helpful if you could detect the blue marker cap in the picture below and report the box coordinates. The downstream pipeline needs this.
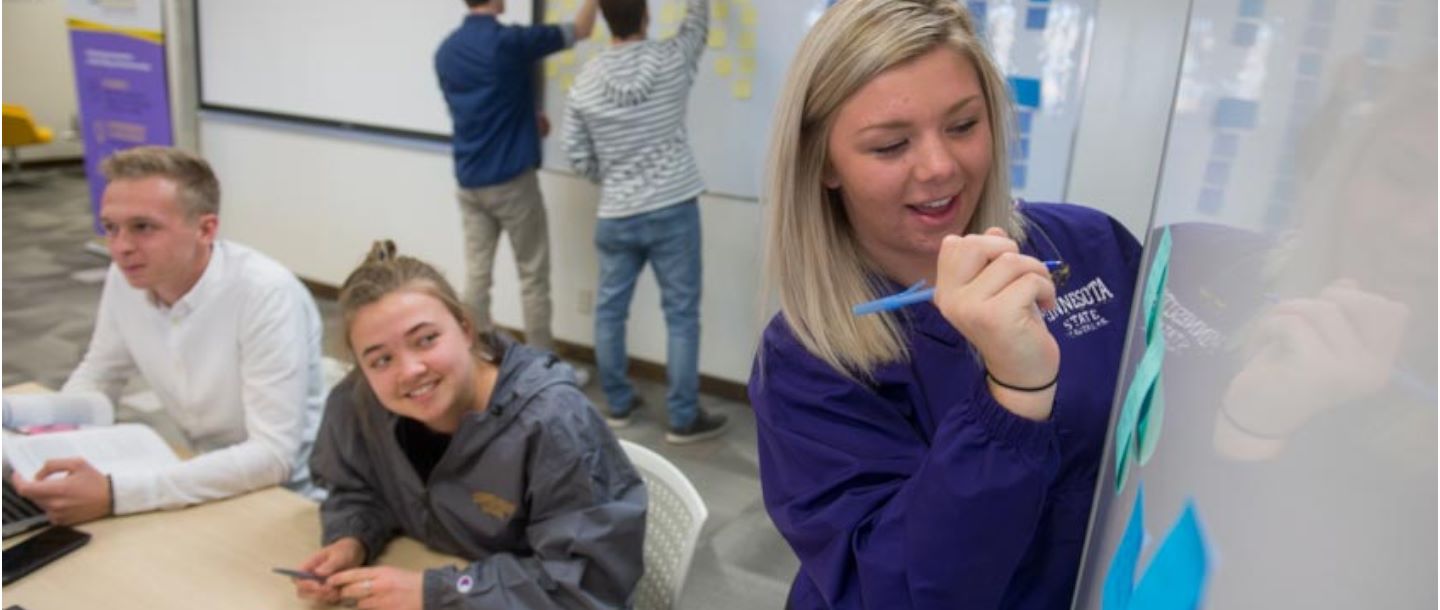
[853,260,1066,316]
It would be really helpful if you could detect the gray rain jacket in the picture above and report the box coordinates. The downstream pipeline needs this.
[311,338,647,609]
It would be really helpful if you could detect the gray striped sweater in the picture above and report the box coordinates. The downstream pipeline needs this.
[563,0,708,219]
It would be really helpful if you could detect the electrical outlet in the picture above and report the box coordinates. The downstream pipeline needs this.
[577,289,594,315]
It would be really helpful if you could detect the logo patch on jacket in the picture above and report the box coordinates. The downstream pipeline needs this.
[1043,276,1117,338]
[472,491,516,520]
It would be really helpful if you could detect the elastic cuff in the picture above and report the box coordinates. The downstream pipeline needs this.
[964,382,1058,466]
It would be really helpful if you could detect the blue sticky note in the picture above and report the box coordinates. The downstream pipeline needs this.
[1017,109,1035,133]
[1231,22,1258,47]
[1012,137,1030,161]
[1209,132,1238,159]
[1203,160,1230,187]
[1025,7,1048,30]
[967,1,987,25]
[1103,491,1211,610]
[1212,98,1257,130]
[1197,187,1224,215]
[1129,501,1210,610]
[1008,77,1042,109]
[1010,163,1028,189]
[1102,487,1146,610]
[1238,0,1264,18]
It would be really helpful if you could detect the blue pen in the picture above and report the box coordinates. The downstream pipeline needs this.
[853,260,1067,316]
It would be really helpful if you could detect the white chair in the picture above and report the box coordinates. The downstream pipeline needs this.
[619,439,708,610]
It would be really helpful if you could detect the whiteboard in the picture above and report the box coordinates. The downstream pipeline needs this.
[1073,0,1436,608]
[196,0,532,137]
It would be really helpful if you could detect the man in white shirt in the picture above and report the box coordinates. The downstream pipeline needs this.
[10,146,325,525]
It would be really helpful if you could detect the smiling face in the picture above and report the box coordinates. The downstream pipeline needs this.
[348,289,482,433]
[823,46,994,284]
[99,176,217,306]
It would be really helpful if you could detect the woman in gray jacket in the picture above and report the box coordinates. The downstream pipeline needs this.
[292,241,646,610]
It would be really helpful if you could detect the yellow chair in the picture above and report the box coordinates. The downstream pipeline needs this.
[3,103,55,184]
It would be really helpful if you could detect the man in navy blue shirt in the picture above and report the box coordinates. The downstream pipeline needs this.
[435,0,597,359]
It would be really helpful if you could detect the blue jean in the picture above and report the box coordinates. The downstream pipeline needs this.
[594,200,701,429]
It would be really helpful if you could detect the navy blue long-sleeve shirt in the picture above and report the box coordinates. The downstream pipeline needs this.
[435,15,574,188]
[749,202,1141,609]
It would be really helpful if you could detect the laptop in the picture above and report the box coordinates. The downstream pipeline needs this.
[3,471,48,537]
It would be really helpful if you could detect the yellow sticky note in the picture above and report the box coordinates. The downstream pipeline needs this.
[662,3,682,24]
[715,56,733,76]
[739,55,756,74]
[714,0,729,20]
[741,6,758,26]
[738,30,756,50]
[732,78,752,100]
[560,74,574,91]
[563,0,576,10]
[708,27,727,48]
[546,61,559,78]
[545,8,560,23]
[558,51,575,65]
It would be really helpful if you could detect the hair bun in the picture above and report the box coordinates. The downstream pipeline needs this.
[366,239,397,263]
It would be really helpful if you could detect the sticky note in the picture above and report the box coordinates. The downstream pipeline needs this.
[715,57,733,76]
[558,51,575,65]
[662,3,682,24]
[1114,227,1171,493]
[739,55,755,74]
[732,78,751,99]
[738,30,756,50]
[562,0,576,10]
[708,27,727,48]
[741,6,758,26]
[714,0,729,20]
[1102,489,1211,610]
[546,61,559,78]
[545,8,560,23]
[560,74,573,91]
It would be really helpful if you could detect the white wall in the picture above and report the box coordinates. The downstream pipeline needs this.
[2,0,84,160]
[200,114,764,383]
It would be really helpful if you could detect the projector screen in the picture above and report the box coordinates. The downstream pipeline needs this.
[196,0,534,138]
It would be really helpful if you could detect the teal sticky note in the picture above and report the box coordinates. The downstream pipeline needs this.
[1115,227,1172,492]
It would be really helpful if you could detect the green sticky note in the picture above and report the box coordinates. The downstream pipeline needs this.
[1115,227,1172,493]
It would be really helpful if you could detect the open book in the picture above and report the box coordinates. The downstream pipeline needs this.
[3,391,180,480]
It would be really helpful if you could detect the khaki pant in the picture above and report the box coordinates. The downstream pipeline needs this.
[456,170,553,352]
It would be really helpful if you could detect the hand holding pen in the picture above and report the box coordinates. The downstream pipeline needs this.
[874,229,1065,421]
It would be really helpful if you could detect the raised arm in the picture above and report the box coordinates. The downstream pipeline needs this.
[574,0,600,41]
[671,0,710,69]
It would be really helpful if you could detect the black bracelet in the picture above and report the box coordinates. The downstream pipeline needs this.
[986,371,1059,392]
[106,474,115,516]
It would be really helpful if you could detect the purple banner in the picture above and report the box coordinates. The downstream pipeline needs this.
[68,27,173,232]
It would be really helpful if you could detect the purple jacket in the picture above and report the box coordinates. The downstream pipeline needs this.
[749,203,1141,609]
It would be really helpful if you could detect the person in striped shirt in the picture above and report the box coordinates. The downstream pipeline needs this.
[563,0,728,444]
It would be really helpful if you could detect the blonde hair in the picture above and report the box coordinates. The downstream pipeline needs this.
[101,146,221,218]
[338,240,499,361]
[762,0,1023,379]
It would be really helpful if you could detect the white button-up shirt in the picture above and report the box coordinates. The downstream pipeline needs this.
[63,240,324,514]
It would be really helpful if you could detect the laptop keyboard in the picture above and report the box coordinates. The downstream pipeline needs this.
[3,479,47,536]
